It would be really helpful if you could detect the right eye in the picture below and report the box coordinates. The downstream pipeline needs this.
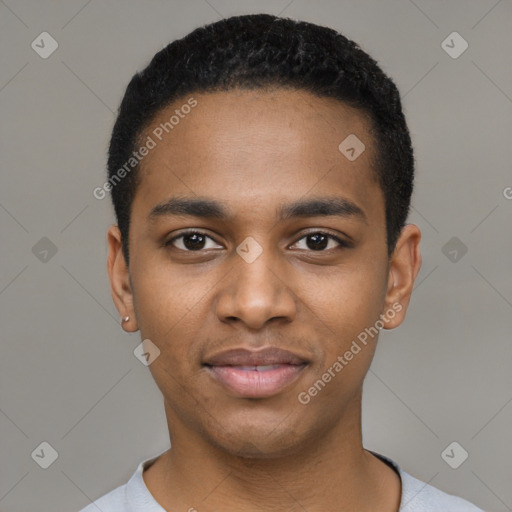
[165,230,223,252]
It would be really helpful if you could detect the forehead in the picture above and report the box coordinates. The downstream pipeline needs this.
[133,88,383,222]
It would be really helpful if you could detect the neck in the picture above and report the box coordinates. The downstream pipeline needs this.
[143,394,401,512]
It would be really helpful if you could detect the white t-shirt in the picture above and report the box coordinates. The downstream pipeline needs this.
[78,451,483,511]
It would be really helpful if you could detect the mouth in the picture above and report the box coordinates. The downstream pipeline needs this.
[203,347,309,398]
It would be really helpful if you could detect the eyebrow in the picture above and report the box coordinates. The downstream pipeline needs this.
[148,196,367,224]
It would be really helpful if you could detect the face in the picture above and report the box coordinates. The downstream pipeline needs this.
[107,88,421,458]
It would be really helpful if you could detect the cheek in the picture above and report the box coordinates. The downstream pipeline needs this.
[130,262,217,379]
[298,287,382,410]
[295,264,386,390]
[133,278,208,408]
[299,348,375,414]
[131,261,210,340]
[298,261,387,336]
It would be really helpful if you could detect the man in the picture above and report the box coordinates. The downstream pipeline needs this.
[82,13,483,511]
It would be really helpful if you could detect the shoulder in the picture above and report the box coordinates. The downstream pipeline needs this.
[77,454,165,512]
[370,451,483,512]
[78,482,128,512]
[399,470,484,511]
[369,450,484,512]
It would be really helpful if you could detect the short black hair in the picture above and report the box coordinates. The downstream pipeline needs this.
[108,13,414,264]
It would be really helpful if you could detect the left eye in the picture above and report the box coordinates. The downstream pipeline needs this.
[292,232,348,251]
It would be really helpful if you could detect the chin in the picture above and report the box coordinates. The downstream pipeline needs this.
[203,414,309,460]
[215,434,302,460]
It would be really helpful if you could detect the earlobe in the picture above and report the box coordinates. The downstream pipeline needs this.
[382,224,422,330]
[106,225,138,332]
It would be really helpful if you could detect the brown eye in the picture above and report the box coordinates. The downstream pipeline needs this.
[291,232,350,251]
[165,231,222,251]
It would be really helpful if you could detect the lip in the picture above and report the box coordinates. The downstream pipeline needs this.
[203,347,309,398]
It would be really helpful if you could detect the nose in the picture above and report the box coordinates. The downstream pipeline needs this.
[214,246,297,330]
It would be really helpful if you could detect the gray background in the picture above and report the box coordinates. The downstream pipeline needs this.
[1,1,511,511]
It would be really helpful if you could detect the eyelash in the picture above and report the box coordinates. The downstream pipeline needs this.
[164,230,351,252]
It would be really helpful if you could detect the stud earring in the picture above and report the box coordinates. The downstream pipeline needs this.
[122,316,130,323]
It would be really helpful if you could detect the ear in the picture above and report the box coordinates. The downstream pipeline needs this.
[106,225,138,332]
[382,224,422,330]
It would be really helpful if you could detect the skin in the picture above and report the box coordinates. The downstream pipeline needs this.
[107,88,421,511]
